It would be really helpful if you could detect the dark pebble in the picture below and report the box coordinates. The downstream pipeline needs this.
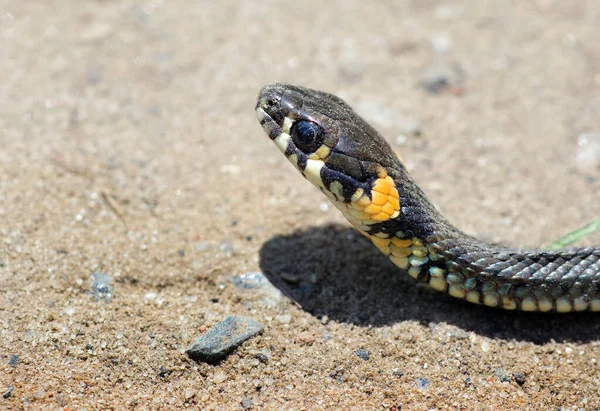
[514,371,526,386]
[419,63,462,95]
[330,370,345,383]
[178,249,185,257]
[158,365,170,378]
[8,354,19,367]
[186,316,264,363]
[241,398,252,409]
[464,377,472,387]
[211,297,219,303]
[254,352,269,363]
[85,344,93,351]
[355,349,370,361]
[3,386,13,399]
[392,369,403,377]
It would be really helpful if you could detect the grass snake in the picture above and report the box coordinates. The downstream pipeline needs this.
[255,83,600,312]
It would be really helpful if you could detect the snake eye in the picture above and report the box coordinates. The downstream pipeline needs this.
[291,121,324,152]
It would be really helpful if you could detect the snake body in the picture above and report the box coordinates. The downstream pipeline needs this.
[255,83,600,312]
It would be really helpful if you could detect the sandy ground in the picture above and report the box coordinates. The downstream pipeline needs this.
[1,1,600,409]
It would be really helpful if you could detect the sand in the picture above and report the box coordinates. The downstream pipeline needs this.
[1,1,600,409]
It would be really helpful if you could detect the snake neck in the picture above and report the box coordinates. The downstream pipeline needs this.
[340,174,600,312]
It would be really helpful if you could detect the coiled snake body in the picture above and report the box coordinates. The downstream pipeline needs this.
[256,83,600,312]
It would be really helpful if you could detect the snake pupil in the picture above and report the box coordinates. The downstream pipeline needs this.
[291,120,324,152]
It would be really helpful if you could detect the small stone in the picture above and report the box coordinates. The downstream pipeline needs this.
[241,398,252,409]
[419,62,463,94]
[514,371,526,386]
[330,369,345,383]
[392,368,403,377]
[415,377,429,390]
[8,354,18,367]
[481,341,490,352]
[186,316,264,363]
[355,349,370,361]
[230,272,267,289]
[464,377,472,387]
[3,386,13,399]
[253,350,270,363]
[90,272,113,303]
[494,367,510,382]
[158,366,170,378]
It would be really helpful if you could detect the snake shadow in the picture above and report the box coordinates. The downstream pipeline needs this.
[259,224,600,344]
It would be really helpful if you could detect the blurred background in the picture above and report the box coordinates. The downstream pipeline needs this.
[1,1,599,409]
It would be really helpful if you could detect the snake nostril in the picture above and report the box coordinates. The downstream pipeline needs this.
[265,96,280,107]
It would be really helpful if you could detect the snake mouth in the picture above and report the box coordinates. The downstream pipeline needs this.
[256,104,283,141]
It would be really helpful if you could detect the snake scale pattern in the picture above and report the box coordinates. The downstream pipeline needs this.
[255,83,600,312]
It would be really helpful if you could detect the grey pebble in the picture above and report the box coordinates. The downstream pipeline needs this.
[186,316,264,363]
[415,377,429,390]
[230,272,267,289]
[8,354,18,367]
[241,398,252,409]
[90,272,113,303]
[419,62,463,94]
[355,349,370,361]
[3,386,13,399]
[494,367,510,383]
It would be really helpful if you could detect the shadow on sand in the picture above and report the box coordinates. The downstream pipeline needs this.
[259,224,600,344]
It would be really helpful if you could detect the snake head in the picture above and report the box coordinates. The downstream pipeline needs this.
[256,83,406,232]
